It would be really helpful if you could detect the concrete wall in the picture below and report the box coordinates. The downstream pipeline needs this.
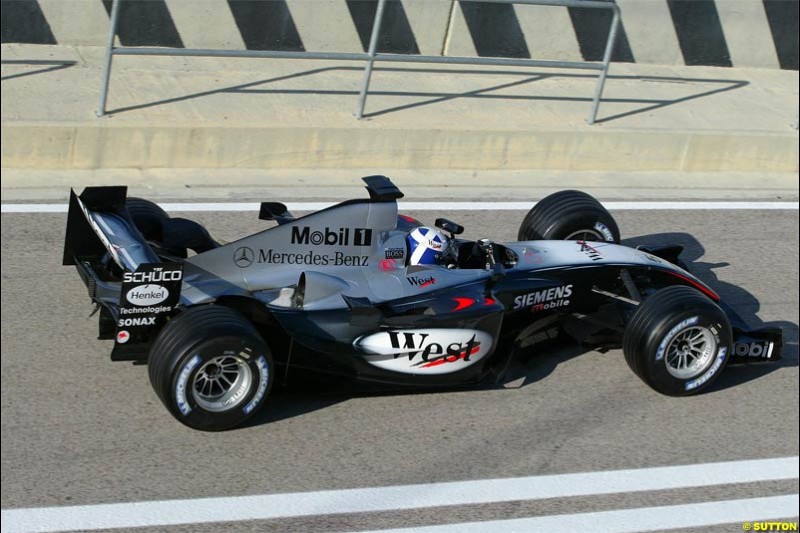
[1,0,797,70]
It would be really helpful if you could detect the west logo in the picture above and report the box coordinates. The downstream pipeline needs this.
[578,241,603,261]
[356,328,494,375]
[291,226,372,247]
[407,275,436,287]
[386,331,480,365]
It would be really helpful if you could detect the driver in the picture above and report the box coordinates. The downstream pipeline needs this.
[406,226,451,266]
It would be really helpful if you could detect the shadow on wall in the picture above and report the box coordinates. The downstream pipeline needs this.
[0,59,77,81]
[88,64,748,123]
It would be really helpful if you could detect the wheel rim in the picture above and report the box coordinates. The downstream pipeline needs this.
[565,229,604,241]
[192,355,252,412]
[664,326,717,379]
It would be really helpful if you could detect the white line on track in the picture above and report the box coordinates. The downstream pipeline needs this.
[1,456,797,533]
[1,201,799,213]
[354,495,800,533]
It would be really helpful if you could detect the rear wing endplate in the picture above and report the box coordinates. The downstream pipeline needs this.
[63,187,158,271]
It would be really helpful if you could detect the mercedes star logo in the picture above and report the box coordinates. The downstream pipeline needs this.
[233,246,255,268]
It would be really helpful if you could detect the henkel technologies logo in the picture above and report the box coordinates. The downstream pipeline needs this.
[291,226,372,247]
[355,329,493,375]
[126,284,169,306]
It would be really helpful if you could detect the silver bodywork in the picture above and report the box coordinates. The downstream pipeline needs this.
[75,194,695,311]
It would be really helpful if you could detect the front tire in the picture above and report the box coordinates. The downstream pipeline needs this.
[623,286,731,396]
[518,190,620,243]
[148,306,274,431]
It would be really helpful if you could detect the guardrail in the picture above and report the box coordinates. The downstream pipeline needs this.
[97,0,621,123]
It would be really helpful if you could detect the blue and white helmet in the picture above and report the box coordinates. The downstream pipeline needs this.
[407,226,450,266]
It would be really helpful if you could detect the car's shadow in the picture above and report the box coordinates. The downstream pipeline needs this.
[620,232,798,394]
[477,232,796,393]
[242,232,796,428]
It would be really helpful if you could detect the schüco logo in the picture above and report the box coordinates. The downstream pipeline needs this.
[291,226,372,247]
[126,284,169,306]
[122,269,182,284]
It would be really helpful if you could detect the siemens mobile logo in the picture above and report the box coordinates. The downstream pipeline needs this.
[513,284,573,311]
[291,226,372,247]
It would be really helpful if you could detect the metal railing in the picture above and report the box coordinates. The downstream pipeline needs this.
[97,0,621,123]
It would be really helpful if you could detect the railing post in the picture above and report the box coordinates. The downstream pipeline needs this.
[587,3,620,125]
[356,0,389,119]
[93,0,621,124]
[97,0,122,117]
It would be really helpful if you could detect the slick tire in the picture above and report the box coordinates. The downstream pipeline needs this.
[623,286,732,396]
[127,197,169,242]
[518,190,620,243]
[148,306,274,431]
[127,197,187,258]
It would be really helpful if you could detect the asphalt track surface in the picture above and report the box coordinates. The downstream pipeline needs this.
[1,205,798,532]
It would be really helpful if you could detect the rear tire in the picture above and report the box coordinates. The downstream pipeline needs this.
[127,197,169,241]
[623,286,731,396]
[127,197,187,258]
[148,306,274,431]
[518,190,620,243]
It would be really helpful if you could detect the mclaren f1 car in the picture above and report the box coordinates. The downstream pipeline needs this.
[63,176,782,430]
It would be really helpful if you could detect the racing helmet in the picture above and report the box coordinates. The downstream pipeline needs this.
[407,226,450,266]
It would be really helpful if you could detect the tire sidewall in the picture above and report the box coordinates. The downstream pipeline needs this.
[167,336,273,431]
[643,309,731,396]
[545,211,618,243]
[127,198,168,241]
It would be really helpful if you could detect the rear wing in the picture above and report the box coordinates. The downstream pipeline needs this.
[63,187,158,271]
[64,187,183,356]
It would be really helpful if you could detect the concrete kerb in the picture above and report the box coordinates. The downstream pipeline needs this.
[1,123,797,172]
[2,168,797,203]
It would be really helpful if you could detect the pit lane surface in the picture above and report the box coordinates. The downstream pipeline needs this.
[1,206,798,532]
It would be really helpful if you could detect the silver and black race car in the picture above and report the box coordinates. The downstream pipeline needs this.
[63,176,782,430]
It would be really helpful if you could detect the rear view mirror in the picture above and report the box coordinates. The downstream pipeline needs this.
[435,218,464,236]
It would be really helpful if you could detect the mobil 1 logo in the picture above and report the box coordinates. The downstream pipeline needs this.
[117,262,183,344]
[291,226,372,247]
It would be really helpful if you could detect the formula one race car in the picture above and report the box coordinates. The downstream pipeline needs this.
[63,176,782,430]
